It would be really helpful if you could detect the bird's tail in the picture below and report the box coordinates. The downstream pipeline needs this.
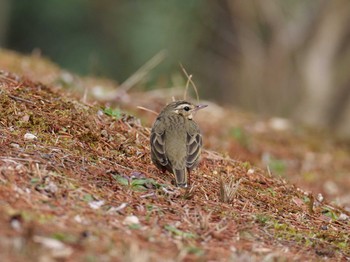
[173,169,187,188]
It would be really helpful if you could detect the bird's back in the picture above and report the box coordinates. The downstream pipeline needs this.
[164,114,187,170]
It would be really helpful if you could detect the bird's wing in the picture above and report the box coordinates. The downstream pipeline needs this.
[150,119,168,166]
[186,123,202,169]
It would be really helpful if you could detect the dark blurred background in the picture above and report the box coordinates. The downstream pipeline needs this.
[1,0,350,138]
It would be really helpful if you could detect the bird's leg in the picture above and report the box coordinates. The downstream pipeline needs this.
[187,169,191,187]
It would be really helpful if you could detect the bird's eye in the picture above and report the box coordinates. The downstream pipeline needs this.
[184,106,190,111]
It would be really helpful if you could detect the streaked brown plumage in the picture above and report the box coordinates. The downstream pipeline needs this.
[150,100,207,187]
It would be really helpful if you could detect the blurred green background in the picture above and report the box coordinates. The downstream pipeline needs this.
[2,0,350,138]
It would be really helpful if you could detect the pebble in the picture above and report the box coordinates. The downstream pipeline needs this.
[24,133,37,140]
[123,215,140,226]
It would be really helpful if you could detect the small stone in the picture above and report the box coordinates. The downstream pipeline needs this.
[247,169,255,175]
[253,246,272,253]
[123,215,140,226]
[33,236,73,258]
[33,236,65,249]
[107,203,128,213]
[338,213,349,221]
[74,215,82,223]
[10,143,20,148]
[45,181,58,194]
[130,171,144,179]
[320,225,328,230]
[24,133,37,140]
[88,200,105,210]
[22,115,30,122]
[317,193,324,202]
[10,214,22,231]
[101,130,108,137]
[97,109,104,117]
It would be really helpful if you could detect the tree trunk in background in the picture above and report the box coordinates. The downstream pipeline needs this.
[198,0,350,138]
[297,0,350,135]
[227,0,303,116]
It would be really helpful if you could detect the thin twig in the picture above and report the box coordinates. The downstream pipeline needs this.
[8,94,35,104]
[0,74,17,84]
[120,50,167,92]
[114,162,134,171]
[82,87,88,104]
[203,149,238,163]
[0,156,41,162]
[137,106,158,115]
[179,63,199,103]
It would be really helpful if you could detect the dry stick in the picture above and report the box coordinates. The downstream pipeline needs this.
[183,74,192,101]
[179,63,200,103]
[82,87,88,105]
[8,94,35,104]
[203,149,238,164]
[0,74,17,84]
[0,156,41,163]
[120,50,167,92]
[137,106,158,115]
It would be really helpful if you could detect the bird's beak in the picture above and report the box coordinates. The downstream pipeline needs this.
[194,104,208,112]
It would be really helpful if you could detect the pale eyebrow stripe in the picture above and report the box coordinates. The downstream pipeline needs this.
[175,101,189,107]
[176,103,191,109]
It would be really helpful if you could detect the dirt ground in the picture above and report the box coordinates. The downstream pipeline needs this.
[0,49,349,261]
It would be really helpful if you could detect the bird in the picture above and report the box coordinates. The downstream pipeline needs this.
[150,100,207,187]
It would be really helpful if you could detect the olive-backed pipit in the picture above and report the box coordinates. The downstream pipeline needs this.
[150,100,207,187]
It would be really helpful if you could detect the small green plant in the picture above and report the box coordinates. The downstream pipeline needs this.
[241,161,251,169]
[112,174,129,186]
[103,107,122,120]
[145,204,153,222]
[51,232,77,243]
[164,225,197,239]
[255,214,270,225]
[185,246,204,256]
[83,194,94,202]
[130,177,160,190]
[322,207,338,220]
[112,174,162,191]
[266,188,276,197]
[128,223,141,230]
[30,177,40,184]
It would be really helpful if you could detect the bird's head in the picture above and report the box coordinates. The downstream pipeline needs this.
[163,100,207,120]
